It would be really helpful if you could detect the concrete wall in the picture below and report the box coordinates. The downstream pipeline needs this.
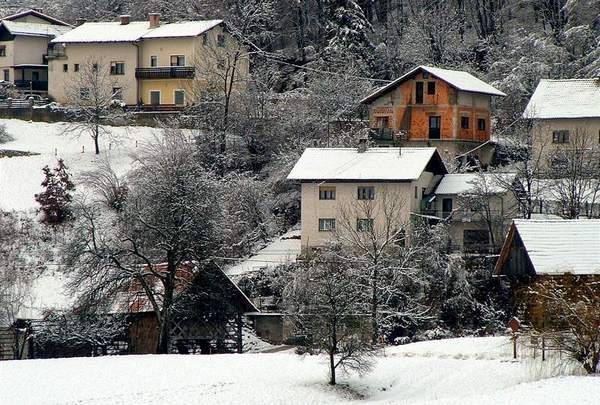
[13,36,48,65]
[299,171,438,248]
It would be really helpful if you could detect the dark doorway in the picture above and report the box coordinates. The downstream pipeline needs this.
[429,116,441,139]
[416,82,424,104]
[442,198,453,217]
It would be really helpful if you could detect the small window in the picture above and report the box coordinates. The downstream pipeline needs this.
[357,186,374,200]
[110,61,125,75]
[461,116,469,129]
[0,45,6,57]
[112,87,123,100]
[202,33,208,45]
[92,63,98,71]
[319,186,336,200]
[357,218,374,232]
[80,87,90,100]
[422,72,430,79]
[74,64,79,72]
[552,130,570,144]
[318,218,336,232]
[422,187,426,198]
[170,55,185,66]
[3,69,8,81]
[63,64,68,72]
[427,81,435,95]
[477,118,486,131]
[150,56,157,67]
[174,90,185,105]
[442,198,453,216]
[217,34,225,47]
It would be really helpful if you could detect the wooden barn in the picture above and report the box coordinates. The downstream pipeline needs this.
[495,219,600,328]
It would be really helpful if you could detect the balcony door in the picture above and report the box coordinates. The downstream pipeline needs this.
[150,91,161,106]
[429,116,441,139]
[416,81,424,104]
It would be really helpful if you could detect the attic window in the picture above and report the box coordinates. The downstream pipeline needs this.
[427,81,435,95]
[423,72,430,79]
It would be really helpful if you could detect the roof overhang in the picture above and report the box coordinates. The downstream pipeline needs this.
[1,9,72,27]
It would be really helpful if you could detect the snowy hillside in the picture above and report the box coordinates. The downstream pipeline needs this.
[1,336,595,405]
[0,119,160,211]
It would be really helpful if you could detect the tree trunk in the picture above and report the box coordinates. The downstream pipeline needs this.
[157,267,175,354]
[94,121,100,155]
[371,266,379,344]
[329,351,336,385]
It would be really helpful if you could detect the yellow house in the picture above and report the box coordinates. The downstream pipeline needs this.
[0,9,71,94]
[287,146,447,249]
[523,78,600,170]
[48,14,249,107]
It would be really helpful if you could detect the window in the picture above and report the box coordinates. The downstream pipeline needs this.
[150,90,160,105]
[552,130,570,144]
[319,186,336,200]
[357,186,374,200]
[174,90,185,105]
[217,34,225,47]
[170,55,185,66]
[79,87,90,100]
[63,64,68,72]
[202,33,208,45]
[32,71,39,81]
[93,63,98,71]
[442,198,453,217]
[112,87,123,100]
[110,61,125,75]
[357,218,374,232]
[427,81,435,95]
[150,56,157,67]
[0,45,6,57]
[74,64,79,72]
[422,187,426,198]
[3,69,8,81]
[318,218,336,232]
[461,116,469,129]
[415,81,424,104]
[477,118,486,131]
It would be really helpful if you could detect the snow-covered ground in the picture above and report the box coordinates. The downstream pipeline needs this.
[1,336,596,405]
[0,119,159,211]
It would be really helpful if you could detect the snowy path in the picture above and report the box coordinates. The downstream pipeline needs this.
[0,336,597,405]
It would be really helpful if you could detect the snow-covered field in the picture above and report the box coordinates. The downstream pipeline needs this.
[1,336,596,405]
[0,119,159,211]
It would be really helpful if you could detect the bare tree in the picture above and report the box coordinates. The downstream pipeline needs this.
[79,160,128,211]
[284,246,375,385]
[64,58,127,155]
[63,130,222,353]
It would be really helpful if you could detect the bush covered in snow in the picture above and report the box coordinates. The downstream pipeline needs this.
[0,123,13,144]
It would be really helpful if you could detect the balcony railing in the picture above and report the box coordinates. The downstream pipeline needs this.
[14,80,48,91]
[369,127,394,141]
[46,50,66,59]
[135,66,195,80]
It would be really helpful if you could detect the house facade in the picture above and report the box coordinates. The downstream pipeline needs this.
[429,173,519,253]
[360,66,506,166]
[523,79,600,170]
[0,9,72,94]
[287,146,447,249]
[48,14,248,107]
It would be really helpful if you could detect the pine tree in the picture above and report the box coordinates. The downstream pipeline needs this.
[324,0,373,66]
[35,159,75,224]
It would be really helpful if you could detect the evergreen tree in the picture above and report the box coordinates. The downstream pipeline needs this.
[35,159,75,224]
[324,0,373,67]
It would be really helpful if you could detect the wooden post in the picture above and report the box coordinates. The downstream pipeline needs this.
[513,335,517,359]
[542,335,545,362]
[236,312,243,354]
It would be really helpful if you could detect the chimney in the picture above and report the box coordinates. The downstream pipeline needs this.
[148,13,161,28]
[75,18,86,26]
[357,138,368,153]
[119,15,131,25]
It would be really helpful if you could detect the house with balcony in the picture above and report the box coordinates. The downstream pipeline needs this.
[287,145,447,249]
[48,14,248,108]
[0,9,72,94]
[523,78,600,170]
[360,66,506,166]
[428,172,519,253]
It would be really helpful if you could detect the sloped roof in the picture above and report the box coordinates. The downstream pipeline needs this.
[360,65,506,104]
[1,20,71,38]
[512,219,600,275]
[1,9,71,26]
[287,147,447,181]
[523,79,600,119]
[435,173,516,195]
[52,20,223,44]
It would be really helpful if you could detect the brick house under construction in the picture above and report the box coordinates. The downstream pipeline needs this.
[360,65,506,166]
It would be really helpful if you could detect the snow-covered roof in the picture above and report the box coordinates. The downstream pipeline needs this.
[361,65,506,104]
[1,9,71,26]
[52,20,223,44]
[435,173,516,195]
[1,20,71,38]
[514,219,600,275]
[523,79,600,119]
[287,147,446,181]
